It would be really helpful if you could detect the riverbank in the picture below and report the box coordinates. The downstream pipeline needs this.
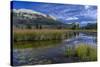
[13,29,97,41]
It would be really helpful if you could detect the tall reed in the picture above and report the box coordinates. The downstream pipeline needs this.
[13,29,67,41]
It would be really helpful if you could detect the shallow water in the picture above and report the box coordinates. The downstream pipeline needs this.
[12,32,97,66]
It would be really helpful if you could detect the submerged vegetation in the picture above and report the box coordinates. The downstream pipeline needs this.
[65,44,97,61]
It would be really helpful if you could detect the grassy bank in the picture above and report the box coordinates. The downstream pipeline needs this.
[13,29,97,41]
[65,44,97,61]
[13,29,66,41]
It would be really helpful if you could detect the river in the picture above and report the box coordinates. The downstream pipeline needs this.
[12,32,97,66]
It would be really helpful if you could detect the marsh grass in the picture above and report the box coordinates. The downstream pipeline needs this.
[13,29,97,41]
[13,29,67,41]
[65,44,97,61]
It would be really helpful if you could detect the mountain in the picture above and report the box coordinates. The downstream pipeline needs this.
[80,23,97,29]
[12,9,64,29]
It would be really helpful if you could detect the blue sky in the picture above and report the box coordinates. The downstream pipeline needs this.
[11,1,97,24]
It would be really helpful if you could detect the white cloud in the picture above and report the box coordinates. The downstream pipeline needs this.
[66,17,78,20]
[83,9,97,19]
[84,5,90,10]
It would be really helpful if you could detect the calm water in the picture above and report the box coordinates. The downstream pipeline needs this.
[12,32,97,66]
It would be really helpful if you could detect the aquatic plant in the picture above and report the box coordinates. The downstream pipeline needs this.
[76,44,89,60]
[75,44,97,61]
[65,44,97,61]
[65,46,74,57]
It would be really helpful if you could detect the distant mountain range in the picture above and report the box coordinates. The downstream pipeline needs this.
[12,9,65,26]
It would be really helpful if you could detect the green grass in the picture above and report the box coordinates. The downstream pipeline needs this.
[14,31,65,41]
[13,29,69,41]
[13,29,97,41]
[65,44,97,61]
